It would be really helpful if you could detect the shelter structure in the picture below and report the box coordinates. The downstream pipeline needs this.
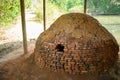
[20,0,87,54]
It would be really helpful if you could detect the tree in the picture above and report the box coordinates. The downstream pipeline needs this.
[66,0,84,11]
[0,0,31,27]
[49,0,67,11]
[49,0,84,11]
[87,0,120,15]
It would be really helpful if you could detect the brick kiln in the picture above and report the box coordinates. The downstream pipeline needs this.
[34,13,119,74]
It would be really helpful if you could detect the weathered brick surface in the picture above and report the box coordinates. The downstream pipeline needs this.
[34,13,119,74]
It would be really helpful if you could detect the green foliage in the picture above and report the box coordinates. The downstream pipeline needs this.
[49,0,67,11]
[0,0,32,27]
[35,0,62,24]
[25,0,32,8]
[66,0,84,11]
[69,5,84,13]
[49,0,84,11]
[87,0,120,15]
[35,1,43,22]
[35,0,84,25]
[0,0,19,26]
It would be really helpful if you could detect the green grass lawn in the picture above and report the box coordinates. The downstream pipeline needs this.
[93,15,120,46]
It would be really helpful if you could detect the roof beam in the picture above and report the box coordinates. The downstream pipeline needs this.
[20,0,28,54]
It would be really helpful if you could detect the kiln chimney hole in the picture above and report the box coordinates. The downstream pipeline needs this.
[55,44,64,52]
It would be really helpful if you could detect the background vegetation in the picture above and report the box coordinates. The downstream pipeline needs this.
[44,0,120,15]
[35,0,61,24]
[0,0,119,45]
[35,0,84,25]
[0,0,31,27]
[87,0,120,15]
[1,0,119,27]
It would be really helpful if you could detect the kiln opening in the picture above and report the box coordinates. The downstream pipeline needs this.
[55,44,64,52]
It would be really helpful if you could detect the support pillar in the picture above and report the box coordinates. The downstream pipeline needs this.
[20,0,28,54]
[43,0,46,31]
[84,0,87,14]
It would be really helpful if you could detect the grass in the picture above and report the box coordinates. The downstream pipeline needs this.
[93,15,120,45]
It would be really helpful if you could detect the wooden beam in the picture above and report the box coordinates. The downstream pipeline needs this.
[84,0,87,14]
[43,0,46,31]
[20,0,28,54]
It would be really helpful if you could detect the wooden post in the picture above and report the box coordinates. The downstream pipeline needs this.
[20,0,28,54]
[43,0,46,31]
[84,0,87,14]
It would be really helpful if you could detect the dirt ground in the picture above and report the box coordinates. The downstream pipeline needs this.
[0,48,119,80]
[0,41,35,62]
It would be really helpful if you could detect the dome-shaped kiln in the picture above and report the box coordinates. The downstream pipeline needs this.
[34,13,119,74]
